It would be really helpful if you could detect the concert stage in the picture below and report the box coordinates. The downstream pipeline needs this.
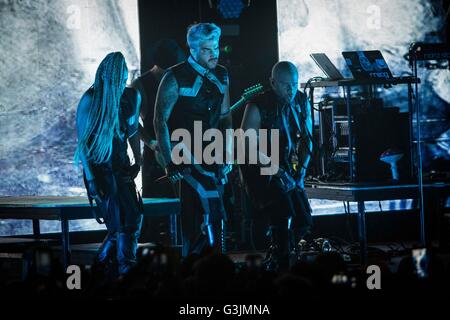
[1,0,449,303]
[0,197,180,268]
[305,181,450,264]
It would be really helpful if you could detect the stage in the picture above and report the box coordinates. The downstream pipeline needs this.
[0,196,180,268]
[1,181,449,268]
[305,181,450,264]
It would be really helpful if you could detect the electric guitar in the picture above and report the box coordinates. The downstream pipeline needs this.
[142,84,264,184]
[230,84,264,112]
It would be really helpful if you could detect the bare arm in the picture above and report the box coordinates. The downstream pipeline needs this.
[138,124,157,149]
[241,103,260,130]
[241,102,271,165]
[153,71,179,168]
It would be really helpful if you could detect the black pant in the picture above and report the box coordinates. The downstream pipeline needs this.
[140,148,177,243]
[93,170,143,275]
[262,187,313,257]
[179,179,226,257]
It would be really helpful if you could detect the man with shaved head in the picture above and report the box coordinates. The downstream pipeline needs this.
[241,61,313,271]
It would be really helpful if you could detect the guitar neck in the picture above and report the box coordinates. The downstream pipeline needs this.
[230,97,246,112]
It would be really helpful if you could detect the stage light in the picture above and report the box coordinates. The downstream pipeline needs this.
[218,0,244,19]
[222,45,233,54]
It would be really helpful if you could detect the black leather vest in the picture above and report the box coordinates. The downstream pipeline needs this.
[168,57,228,135]
[240,90,309,209]
[254,90,308,171]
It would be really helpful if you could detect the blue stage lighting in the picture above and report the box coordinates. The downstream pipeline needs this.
[218,0,244,19]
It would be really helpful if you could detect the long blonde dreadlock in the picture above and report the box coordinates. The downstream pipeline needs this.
[74,52,128,165]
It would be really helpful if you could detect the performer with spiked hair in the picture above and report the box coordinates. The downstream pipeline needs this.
[154,23,232,256]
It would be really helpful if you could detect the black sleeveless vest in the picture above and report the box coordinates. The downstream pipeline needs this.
[168,57,228,135]
[253,89,309,172]
[241,89,309,209]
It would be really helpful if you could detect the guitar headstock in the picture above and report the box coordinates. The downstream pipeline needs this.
[241,84,263,101]
[230,84,264,112]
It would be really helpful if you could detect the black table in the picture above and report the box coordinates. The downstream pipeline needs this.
[305,181,450,264]
[0,196,180,268]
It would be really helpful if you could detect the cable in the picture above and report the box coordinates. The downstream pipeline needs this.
[411,49,426,246]
[343,201,355,244]
[303,76,325,112]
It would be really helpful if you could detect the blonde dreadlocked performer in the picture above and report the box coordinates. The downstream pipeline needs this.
[74,52,143,276]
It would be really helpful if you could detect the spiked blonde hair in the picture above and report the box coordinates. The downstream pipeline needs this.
[186,23,221,50]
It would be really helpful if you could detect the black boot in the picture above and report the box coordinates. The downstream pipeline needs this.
[263,226,289,272]
[91,233,117,279]
[97,233,117,263]
[117,232,139,275]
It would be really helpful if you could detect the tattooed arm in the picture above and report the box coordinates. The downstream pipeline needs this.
[153,70,181,182]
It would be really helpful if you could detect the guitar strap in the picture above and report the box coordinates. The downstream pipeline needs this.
[175,143,227,246]
[82,170,105,225]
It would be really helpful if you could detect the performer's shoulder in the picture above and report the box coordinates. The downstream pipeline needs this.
[123,86,140,101]
[130,71,152,88]
[215,64,229,77]
[78,88,93,109]
[214,64,229,85]
[248,89,271,107]
[159,69,178,90]
[215,63,228,74]
[168,60,188,74]
[121,87,141,119]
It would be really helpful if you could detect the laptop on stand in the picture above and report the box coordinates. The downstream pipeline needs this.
[310,53,345,80]
[341,50,393,80]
